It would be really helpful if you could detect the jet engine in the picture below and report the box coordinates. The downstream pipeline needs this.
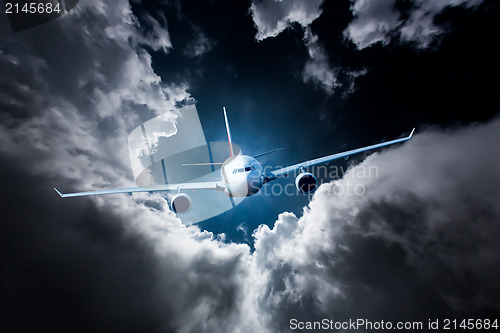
[170,193,192,215]
[295,172,318,194]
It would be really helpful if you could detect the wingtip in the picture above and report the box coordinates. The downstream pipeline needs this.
[53,187,64,198]
[409,127,415,138]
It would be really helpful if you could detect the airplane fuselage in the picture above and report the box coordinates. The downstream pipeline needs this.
[54,104,414,222]
[221,154,263,197]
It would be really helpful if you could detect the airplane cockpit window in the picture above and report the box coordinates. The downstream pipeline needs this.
[233,167,252,173]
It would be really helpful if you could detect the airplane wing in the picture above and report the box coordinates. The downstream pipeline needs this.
[54,181,225,198]
[266,128,415,181]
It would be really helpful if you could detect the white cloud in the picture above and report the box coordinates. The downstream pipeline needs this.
[250,0,324,41]
[344,0,400,49]
[302,28,367,96]
[250,0,337,94]
[341,67,368,97]
[141,12,173,53]
[183,29,216,57]
[302,28,339,95]
[97,3,172,53]
[248,120,500,327]
[345,0,486,49]
[250,1,364,96]
[399,0,484,47]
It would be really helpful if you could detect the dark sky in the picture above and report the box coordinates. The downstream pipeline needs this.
[1,0,500,332]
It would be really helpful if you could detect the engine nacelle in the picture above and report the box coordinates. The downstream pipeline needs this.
[295,172,318,194]
[170,193,192,215]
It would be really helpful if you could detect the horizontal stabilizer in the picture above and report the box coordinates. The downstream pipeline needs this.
[253,147,283,159]
[182,162,224,166]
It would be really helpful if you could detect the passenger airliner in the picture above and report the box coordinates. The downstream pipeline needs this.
[55,107,414,214]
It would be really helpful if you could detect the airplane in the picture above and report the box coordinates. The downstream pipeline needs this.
[54,107,414,215]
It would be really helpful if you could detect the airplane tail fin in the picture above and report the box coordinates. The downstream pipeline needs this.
[223,107,234,157]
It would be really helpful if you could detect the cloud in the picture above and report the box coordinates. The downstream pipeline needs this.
[0,0,192,188]
[345,0,486,49]
[250,0,325,41]
[140,12,173,53]
[301,28,339,95]
[249,119,500,329]
[183,29,216,57]
[249,0,329,89]
[340,67,368,97]
[2,0,499,331]
[0,1,249,331]
[250,1,364,96]
[302,28,367,96]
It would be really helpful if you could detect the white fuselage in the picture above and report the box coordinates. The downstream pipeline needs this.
[221,155,263,197]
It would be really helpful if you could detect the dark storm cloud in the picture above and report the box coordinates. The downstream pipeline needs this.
[0,0,190,187]
[251,120,500,330]
[1,1,249,332]
[0,153,251,332]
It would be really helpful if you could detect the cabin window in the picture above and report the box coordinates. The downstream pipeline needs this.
[233,169,237,174]
[244,167,251,172]
[238,168,244,173]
